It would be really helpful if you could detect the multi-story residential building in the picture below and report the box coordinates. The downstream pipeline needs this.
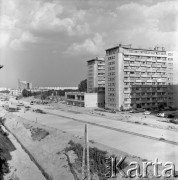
[87,57,105,93]
[105,44,174,110]
[18,80,32,91]
[38,87,78,90]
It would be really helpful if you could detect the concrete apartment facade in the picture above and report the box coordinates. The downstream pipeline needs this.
[87,57,105,93]
[65,92,105,108]
[38,87,78,90]
[18,80,32,91]
[105,44,174,110]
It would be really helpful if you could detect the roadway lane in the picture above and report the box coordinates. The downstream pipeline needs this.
[16,109,178,168]
[23,102,178,145]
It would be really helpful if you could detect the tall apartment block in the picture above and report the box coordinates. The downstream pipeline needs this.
[18,80,32,91]
[87,57,105,93]
[105,44,174,110]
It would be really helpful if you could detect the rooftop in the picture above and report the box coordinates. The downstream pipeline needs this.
[105,44,166,52]
[87,57,104,63]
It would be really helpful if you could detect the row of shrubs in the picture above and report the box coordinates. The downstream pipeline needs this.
[0,148,9,180]
[65,140,128,180]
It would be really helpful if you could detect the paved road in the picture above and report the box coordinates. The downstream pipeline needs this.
[11,99,178,168]
[23,101,178,144]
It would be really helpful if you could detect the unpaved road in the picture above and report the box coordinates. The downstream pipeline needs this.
[13,99,178,169]
[0,110,46,180]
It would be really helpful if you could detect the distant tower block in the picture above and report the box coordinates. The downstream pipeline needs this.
[82,124,91,180]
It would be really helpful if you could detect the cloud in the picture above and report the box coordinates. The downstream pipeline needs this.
[116,1,178,32]
[1,0,178,51]
[30,2,89,36]
[0,32,10,48]
[0,0,90,50]
[10,31,37,50]
[65,33,105,55]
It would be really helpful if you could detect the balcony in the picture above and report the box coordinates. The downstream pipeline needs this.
[124,68,131,72]
[146,58,152,62]
[98,67,105,70]
[152,65,157,68]
[124,90,131,93]
[152,74,160,78]
[156,59,161,63]
[134,63,140,66]
[130,64,136,67]
[130,74,136,77]
[135,79,142,82]
[130,69,135,72]
[162,65,167,68]
[141,68,147,71]
[156,64,162,68]
[124,101,131,104]
[142,74,148,77]
[124,56,131,60]
[124,79,130,82]
[155,54,167,58]
[147,69,153,72]
[140,64,146,67]
[145,64,151,67]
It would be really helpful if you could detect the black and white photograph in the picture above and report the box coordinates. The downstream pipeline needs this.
[0,0,178,179]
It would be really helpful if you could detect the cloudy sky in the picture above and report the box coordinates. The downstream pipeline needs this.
[0,0,178,88]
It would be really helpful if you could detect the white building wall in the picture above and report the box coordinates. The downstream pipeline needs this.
[84,93,98,107]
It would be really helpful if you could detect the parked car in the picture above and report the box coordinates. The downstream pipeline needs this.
[137,108,145,112]
[144,111,151,115]
[167,114,175,118]
[157,112,166,117]
[130,109,139,113]
[109,109,116,113]
[17,102,24,106]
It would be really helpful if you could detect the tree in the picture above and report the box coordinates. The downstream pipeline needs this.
[22,89,29,97]
[78,79,87,92]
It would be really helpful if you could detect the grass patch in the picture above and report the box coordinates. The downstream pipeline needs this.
[30,127,49,141]
[0,118,16,180]
[169,119,178,124]
[33,109,46,114]
[24,124,49,141]
[65,140,128,180]
[134,121,141,124]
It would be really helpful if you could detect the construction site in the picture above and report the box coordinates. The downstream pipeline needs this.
[0,92,178,179]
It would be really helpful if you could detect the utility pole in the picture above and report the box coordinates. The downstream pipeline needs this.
[82,124,91,180]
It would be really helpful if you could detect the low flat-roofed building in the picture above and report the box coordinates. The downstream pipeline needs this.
[65,92,105,108]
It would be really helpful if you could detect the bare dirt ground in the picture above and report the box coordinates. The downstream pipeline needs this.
[23,96,178,128]
[6,97,178,179]
[2,111,166,180]
[44,100,178,132]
